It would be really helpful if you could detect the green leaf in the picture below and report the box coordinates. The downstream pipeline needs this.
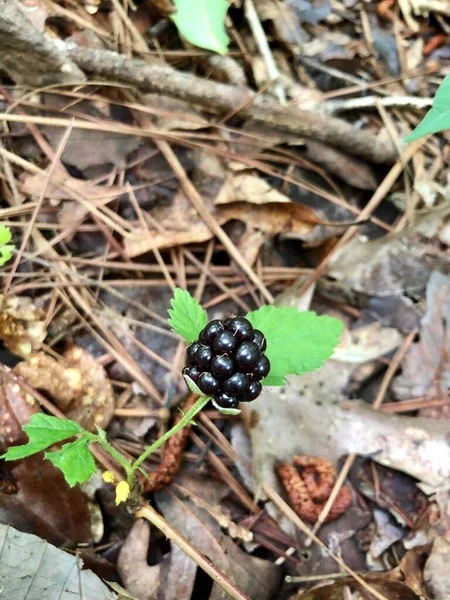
[171,0,230,55]
[45,438,96,487]
[0,225,14,266]
[0,245,14,266]
[210,397,241,416]
[168,288,208,343]
[405,75,450,141]
[0,225,12,245]
[246,306,344,386]
[1,413,84,460]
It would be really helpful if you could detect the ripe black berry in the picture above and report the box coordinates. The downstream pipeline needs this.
[223,372,250,396]
[195,344,213,369]
[200,319,223,344]
[235,341,260,371]
[186,341,201,365]
[252,355,270,380]
[213,330,237,354]
[215,392,239,409]
[182,316,269,408]
[241,380,262,402]
[183,365,201,383]
[253,329,267,352]
[211,354,234,379]
[198,372,220,396]
[224,317,254,341]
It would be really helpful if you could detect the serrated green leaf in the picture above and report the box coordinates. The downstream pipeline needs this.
[168,288,208,343]
[246,306,344,385]
[405,75,450,141]
[1,413,84,460]
[171,0,230,55]
[45,438,96,486]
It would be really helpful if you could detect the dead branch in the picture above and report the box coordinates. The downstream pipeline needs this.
[66,44,397,164]
[0,0,85,87]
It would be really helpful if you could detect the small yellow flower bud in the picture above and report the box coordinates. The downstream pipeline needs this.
[102,471,116,484]
[115,481,130,505]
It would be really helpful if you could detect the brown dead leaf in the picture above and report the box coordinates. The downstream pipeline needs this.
[14,344,114,431]
[250,365,450,495]
[424,538,450,600]
[327,205,450,297]
[297,577,420,599]
[156,474,281,600]
[21,167,124,206]
[117,520,160,600]
[42,96,140,170]
[0,295,46,357]
[0,374,92,547]
[215,172,292,205]
[393,271,450,417]
[125,199,319,264]
[142,94,208,130]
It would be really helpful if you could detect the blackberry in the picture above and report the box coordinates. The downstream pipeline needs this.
[200,319,223,344]
[235,341,260,371]
[215,392,239,410]
[224,317,254,341]
[253,329,267,352]
[253,355,270,380]
[211,354,234,379]
[198,372,220,396]
[241,380,262,402]
[223,372,250,396]
[183,316,270,408]
[213,330,237,354]
[195,345,213,369]
[186,341,201,365]
[183,365,201,383]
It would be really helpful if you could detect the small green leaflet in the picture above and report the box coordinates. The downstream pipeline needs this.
[246,306,343,386]
[168,288,208,343]
[171,0,230,55]
[45,439,96,487]
[405,75,450,142]
[1,413,84,460]
[0,225,14,266]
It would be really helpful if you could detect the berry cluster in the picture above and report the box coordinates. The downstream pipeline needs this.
[183,317,270,409]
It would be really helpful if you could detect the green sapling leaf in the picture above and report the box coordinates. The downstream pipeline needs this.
[1,413,84,460]
[0,225,14,266]
[168,288,208,343]
[171,0,230,55]
[45,438,96,487]
[246,305,344,385]
[405,74,450,142]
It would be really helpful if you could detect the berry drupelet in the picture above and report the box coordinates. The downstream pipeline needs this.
[184,317,269,409]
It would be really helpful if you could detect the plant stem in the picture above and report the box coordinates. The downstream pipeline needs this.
[136,504,250,600]
[94,431,134,479]
[132,395,210,472]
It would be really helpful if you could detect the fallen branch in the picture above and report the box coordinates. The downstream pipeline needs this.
[65,44,397,164]
[0,0,84,86]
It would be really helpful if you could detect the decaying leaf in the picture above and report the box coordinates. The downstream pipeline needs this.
[117,520,160,600]
[0,524,115,599]
[215,172,292,205]
[333,321,403,364]
[424,537,450,600]
[327,205,450,297]
[14,344,114,431]
[249,366,450,495]
[394,271,450,419]
[21,167,125,205]
[0,295,46,357]
[0,374,92,547]
[125,199,320,264]
[156,474,281,599]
